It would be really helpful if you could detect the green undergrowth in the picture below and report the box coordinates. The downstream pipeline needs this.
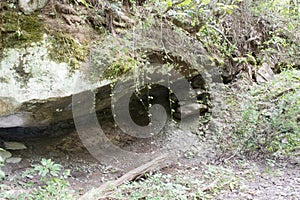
[230,69,300,158]
[0,159,75,200]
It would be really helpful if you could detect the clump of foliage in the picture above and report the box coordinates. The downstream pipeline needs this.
[223,0,300,75]
[252,0,300,71]
[232,70,300,158]
[143,0,241,61]
[0,159,74,200]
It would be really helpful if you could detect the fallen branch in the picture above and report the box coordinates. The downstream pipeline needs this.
[78,154,169,200]
[272,88,295,99]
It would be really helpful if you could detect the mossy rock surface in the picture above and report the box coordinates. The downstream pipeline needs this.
[1,11,45,49]
[0,10,89,71]
[47,31,88,71]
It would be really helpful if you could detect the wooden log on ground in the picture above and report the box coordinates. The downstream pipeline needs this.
[78,154,169,200]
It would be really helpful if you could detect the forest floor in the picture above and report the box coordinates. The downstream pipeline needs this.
[1,121,299,199]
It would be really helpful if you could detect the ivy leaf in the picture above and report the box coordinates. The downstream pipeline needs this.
[166,0,173,7]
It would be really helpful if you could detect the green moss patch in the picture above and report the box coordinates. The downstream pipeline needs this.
[1,11,45,49]
[103,58,136,80]
[47,31,88,71]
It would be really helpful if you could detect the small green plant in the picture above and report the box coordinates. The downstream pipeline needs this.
[33,158,62,177]
[26,159,74,200]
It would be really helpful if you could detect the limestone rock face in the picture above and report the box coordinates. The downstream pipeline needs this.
[19,0,49,14]
[0,25,213,135]
[0,35,109,129]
